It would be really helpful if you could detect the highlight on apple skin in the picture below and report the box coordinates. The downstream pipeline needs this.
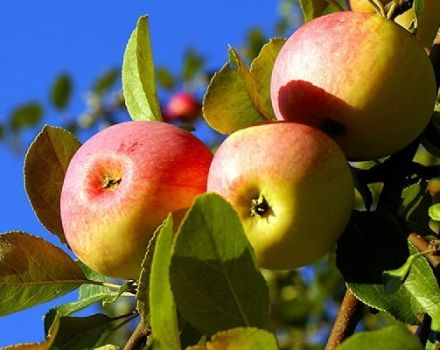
[207,122,354,270]
[60,120,213,280]
[270,11,437,161]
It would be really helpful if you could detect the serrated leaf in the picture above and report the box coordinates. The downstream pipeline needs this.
[0,232,87,316]
[47,313,127,350]
[10,102,43,132]
[338,212,440,326]
[186,327,278,350]
[93,69,119,96]
[149,215,181,350]
[1,314,60,350]
[137,225,161,324]
[24,125,81,243]
[50,74,72,111]
[298,0,329,22]
[203,48,273,134]
[170,193,269,336]
[336,324,423,350]
[250,38,285,121]
[122,16,161,121]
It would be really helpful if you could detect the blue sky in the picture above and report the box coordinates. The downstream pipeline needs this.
[0,0,286,346]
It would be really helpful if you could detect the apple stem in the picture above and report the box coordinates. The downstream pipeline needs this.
[325,289,364,350]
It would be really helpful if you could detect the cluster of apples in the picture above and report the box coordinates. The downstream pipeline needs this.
[60,10,437,280]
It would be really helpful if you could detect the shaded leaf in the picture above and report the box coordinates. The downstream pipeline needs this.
[149,215,181,350]
[170,193,269,336]
[186,327,278,350]
[50,74,72,111]
[298,0,329,22]
[0,232,87,316]
[24,125,81,243]
[47,313,129,350]
[156,67,176,90]
[382,253,418,293]
[182,47,205,82]
[10,102,43,132]
[245,28,267,61]
[93,69,120,96]
[413,0,425,24]
[203,48,272,134]
[122,16,161,121]
[336,324,422,350]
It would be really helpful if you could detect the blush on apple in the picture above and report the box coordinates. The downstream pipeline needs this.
[207,122,354,270]
[271,11,437,160]
[60,121,213,279]
[165,91,201,122]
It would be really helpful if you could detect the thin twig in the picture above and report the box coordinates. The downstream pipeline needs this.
[325,289,364,350]
[123,320,151,350]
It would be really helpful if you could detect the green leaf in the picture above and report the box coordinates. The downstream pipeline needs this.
[149,215,181,350]
[170,193,269,336]
[336,324,423,350]
[1,314,60,349]
[399,181,433,235]
[244,28,267,61]
[47,313,128,350]
[156,67,176,90]
[250,38,285,121]
[24,125,81,243]
[122,15,161,121]
[203,48,273,134]
[0,232,87,316]
[93,68,119,96]
[137,225,161,324]
[429,203,440,221]
[413,0,425,25]
[298,0,329,22]
[186,327,278,350]
[382,253,418,293]
[182,47,205,82]
[10,102,43,132]
[338,212,440,326]
[50,74,72,111]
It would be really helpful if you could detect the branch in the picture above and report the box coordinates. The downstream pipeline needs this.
[325,289,364,350]
[123,320,151,350]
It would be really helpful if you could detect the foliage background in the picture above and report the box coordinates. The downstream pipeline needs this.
[0,0,296,346]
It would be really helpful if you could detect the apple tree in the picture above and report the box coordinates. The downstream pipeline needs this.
[1,0,440,349]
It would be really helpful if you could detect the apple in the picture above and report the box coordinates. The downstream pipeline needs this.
[165,91,201,121]
[270,11,437,160]
[60,121,213,279]
[207,122,354,270]
[349,0,440,48]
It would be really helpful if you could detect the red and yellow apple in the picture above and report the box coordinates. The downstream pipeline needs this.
[164,91,201,122]
[349,0,440,48]
[207,122,354,270]
[270,12,437,160]
[60,121,213,279]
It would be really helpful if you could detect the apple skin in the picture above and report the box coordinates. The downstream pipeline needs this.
[270,12,436,160]
[207,122,354,270]
[349,0,440,48]
[165,92,201,121]
[60,121,213,279]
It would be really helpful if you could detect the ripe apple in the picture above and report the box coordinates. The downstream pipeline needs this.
[207,122,354,270]
[165,91,201,121]
[270,11,437,160]
[60,121,213,279]
[349,0,440,48]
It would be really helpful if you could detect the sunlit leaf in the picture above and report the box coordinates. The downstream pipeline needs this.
[122,16,161,121]
[149,215,181,350]
[170,193,269,336]
[336,325,422,350]
[429,203,440,221]
[186,327,278,350]
[24,125,81,243]
[50,74,72,111]
[0,232,87,316]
